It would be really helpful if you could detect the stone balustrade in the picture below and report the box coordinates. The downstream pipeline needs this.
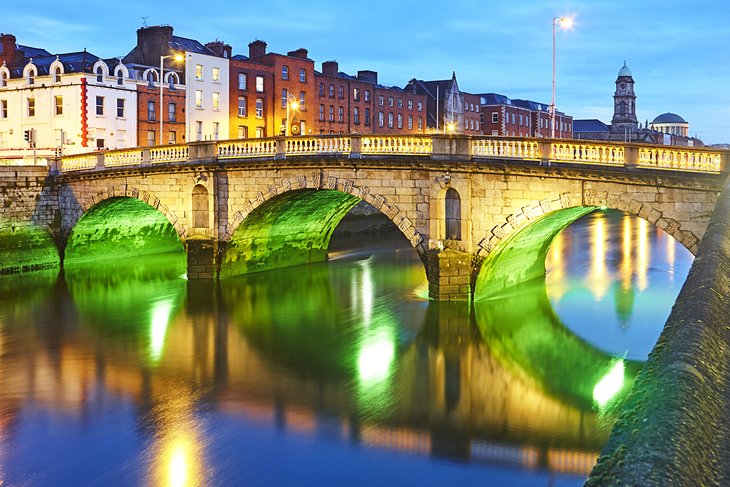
[55,135,727,175]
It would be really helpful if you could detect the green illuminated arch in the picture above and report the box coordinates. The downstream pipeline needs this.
[475,206,597,300]
[65,197,184,265]
[220,189,361,277]
[0,221,60,274]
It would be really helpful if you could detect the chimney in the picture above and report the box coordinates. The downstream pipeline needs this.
[287,48,308,59]
[248,40,267,61]
[134,25,174,65]
[322,61,338,77]
[205,41,232,59]
[357,70,377,84]
[0,34,17,66]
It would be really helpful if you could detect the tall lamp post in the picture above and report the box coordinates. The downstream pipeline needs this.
[551,16,573,139]
[160,53,184,145]
[285,93,299,136]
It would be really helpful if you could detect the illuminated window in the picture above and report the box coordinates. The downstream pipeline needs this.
[212,92,220,110]
[54,95,63,115]
[237,125,247,139]
[212,67,220,82]
[353,88,360,101]
[319,104,324,121]
[417,116,422,130]
[195,90,203,108]
[255,98,263,117]
[407,100,413,110]
[417,100,422,112]
[378,111,384,127]
[299,68,306,82]
[195,64,203,80]
[96,96,104,116]
[169,130,176,144]
[238,72,247,90]
[147,100,156,121]
[0,100,7,118]
[147,130,155,146]
[299,91,305,109]
[364,90,370,102]
[116,98,125,117]
[168,102,176,122]
[238,96,247,117]
[256,76,264,92]
[407,114,412,129]
[282,65,289,80]
[354,107,360,125]
[255,127,264,138]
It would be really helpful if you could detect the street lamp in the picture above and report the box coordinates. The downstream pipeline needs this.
[551,16,573,139]
[285,93,299,136]
[160,53,184,145]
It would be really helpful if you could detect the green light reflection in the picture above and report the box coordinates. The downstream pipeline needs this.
[357,327,395,386]
[150,300,174,363]
[593,359,625,408]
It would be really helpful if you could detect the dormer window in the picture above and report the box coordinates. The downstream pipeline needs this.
[96,67,103,83]
[117,71,123,85]
[53,67,61,83]
[0,72,6,88]
[28,71,35,85]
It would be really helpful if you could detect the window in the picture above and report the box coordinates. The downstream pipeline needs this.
[519,114,523,125]
[397,113,402,129]
[195,64,203,80]
[492,130,499,135]
[168,102,176,122]
[417,117,423,130]
[282,65,289,80]
[195,90,203,108]
[329,105,334,121]
[213,122,219,140]
[397,98,403,108]
[54,68,62,83]
[319,83,324,96]
[378,111,384,127]
[256,76,264,92]
[96,67,103,83]
[147,101,156,121]
[255,98,263,117]
[255,127,264,138]
[212,92,220,110]
[512,113,515,124]
[338,106,344,122]
[238,96,247,116]
[388,97,393,107]
[147,130,155,146]
[117,98,125,118]
[338,85,344,99]
[237,126,247,139]
[238,72,247,90]
[299,68,306,83]
[299,91,305,110]
[417,101,423,112]
[492,112,498,123]
[212,67,220,82]
[445,188,461,240]
[408,100,413,110]
[94,96,103,115]
[196,121,203,141]
[0,72,7,87]
[407,114,413,130]
[364,90,370,102]
[27,71,34,85]
[328,84,334,97]
[169,131,177,144]
[281,88,288,108]
[0,100,7,118]
[353,88,360,101]
[54,96,63,116]
[353,107,360,125]
[364,108,370,126]
[388,112,393,128]
[378,95,384,106]
[116,71,123,85]
[192,185,209,228]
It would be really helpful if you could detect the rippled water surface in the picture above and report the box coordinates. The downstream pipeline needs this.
[0,210,693,486]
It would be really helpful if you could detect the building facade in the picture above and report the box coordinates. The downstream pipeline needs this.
[480,93,571,138]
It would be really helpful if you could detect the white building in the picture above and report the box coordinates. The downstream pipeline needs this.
[184,50,229,142]
[0,45,137,160]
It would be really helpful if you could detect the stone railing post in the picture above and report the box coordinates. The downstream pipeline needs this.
[350,135,362,159]
[432,135,470,161]
[95,152,105,170]
[720,150,730,174]
[275,137,287,160]
[142,149,151,165]
[624,145,639,170]
[538,140,552,165]
[187,141,217,163]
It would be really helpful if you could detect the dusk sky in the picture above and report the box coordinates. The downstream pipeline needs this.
[6,0,729,144]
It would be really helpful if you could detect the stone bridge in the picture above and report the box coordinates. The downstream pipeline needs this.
[0,135,726,301]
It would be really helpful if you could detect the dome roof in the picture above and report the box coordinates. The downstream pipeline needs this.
[617,62,632,77]
[652,112,687,124]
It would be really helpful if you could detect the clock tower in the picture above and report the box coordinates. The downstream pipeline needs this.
[611,62,639,136]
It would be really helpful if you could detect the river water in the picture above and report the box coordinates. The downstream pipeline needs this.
[0,209,692,486]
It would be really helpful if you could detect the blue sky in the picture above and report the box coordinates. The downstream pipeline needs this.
[6,0,730,144]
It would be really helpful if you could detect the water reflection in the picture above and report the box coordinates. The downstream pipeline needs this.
[0,211,691,486]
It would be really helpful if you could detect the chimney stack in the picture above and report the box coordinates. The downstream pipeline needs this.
[322,61,338,77]
[287,48,308,59]
[0,33,17,66]
[248,40,267,61]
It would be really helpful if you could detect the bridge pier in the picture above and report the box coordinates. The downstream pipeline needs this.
[185,237,218,279]
[425,249,474,301]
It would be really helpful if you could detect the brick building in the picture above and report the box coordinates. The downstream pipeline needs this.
[406,72,480,135]
[480,93,572,139]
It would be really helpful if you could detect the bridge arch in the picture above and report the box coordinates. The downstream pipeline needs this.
[219,173,425,278]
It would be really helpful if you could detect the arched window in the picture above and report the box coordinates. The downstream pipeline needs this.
[53,67,62,83]
[146,70,157,88]
[0,71,7,88]
[96,66,103,82]
[445,188,461,240]
[27,69,35,85]
[117,70,124,85]
[192,185,209,228]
